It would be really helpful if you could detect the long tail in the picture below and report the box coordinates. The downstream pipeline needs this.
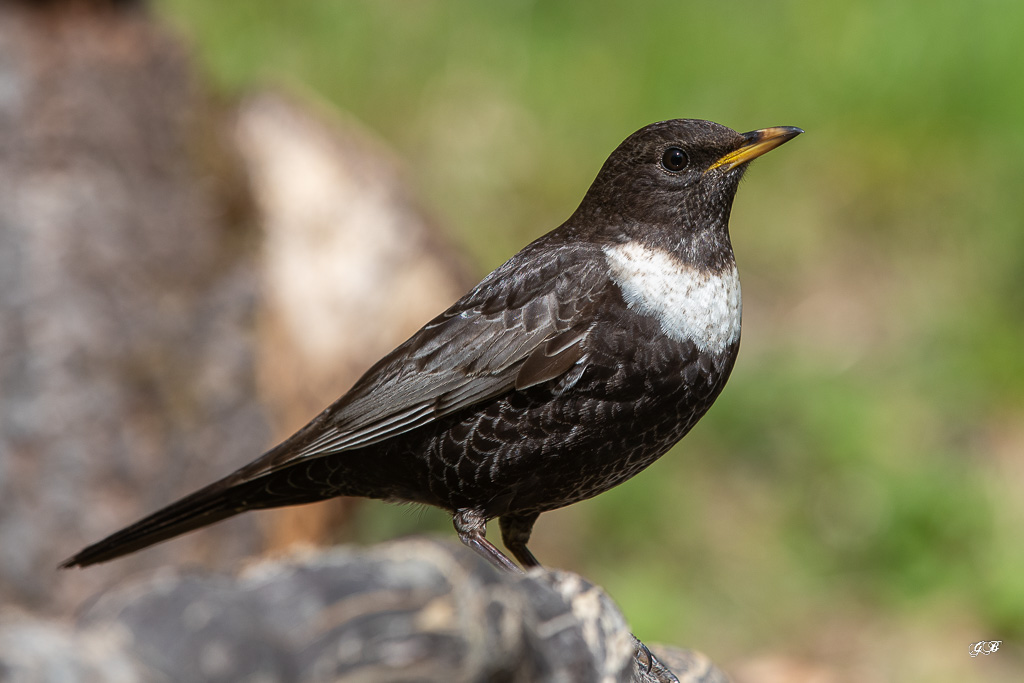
[60,413,357,569]
[59,478,247,568]
[59,455,339,569]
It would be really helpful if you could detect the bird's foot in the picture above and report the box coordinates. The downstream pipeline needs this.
[453,509,523,573]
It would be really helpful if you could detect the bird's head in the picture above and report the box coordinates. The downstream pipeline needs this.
[571,119,802,266]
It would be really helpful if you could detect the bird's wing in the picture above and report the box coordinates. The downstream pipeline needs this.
[245,243,609,477]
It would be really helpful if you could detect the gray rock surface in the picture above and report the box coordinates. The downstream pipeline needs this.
[0,540,730,682]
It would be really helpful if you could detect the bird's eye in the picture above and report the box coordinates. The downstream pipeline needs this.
[661,147,688,173]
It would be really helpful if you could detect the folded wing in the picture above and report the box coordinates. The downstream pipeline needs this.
[242,244,609,479]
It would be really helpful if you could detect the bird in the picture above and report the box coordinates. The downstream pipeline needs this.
[61,119,802,573]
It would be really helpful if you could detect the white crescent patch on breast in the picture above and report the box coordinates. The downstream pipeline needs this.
[603,242,741,354]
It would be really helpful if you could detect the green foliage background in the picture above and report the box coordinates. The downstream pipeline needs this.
[157,1,1023,679]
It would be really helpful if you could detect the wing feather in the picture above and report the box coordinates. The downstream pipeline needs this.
[248,243,609,478]
[515,324,591,391]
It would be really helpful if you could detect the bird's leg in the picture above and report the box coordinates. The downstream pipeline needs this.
[499,512,542,569]
[454,509,522,573]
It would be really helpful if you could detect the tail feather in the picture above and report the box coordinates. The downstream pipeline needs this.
[61,438,348,569]
[60,480,241,569]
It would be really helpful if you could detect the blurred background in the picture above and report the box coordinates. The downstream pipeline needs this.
[2,1,1022,681]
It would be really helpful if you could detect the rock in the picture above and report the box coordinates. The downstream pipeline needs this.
[0,540,730,682]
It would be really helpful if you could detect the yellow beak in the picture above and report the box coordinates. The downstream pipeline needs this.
[707,126,803,172]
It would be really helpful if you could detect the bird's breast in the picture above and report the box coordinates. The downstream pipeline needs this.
[602,241,741,355]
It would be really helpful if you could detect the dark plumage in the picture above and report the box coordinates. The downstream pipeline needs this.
[61,119,802,572]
